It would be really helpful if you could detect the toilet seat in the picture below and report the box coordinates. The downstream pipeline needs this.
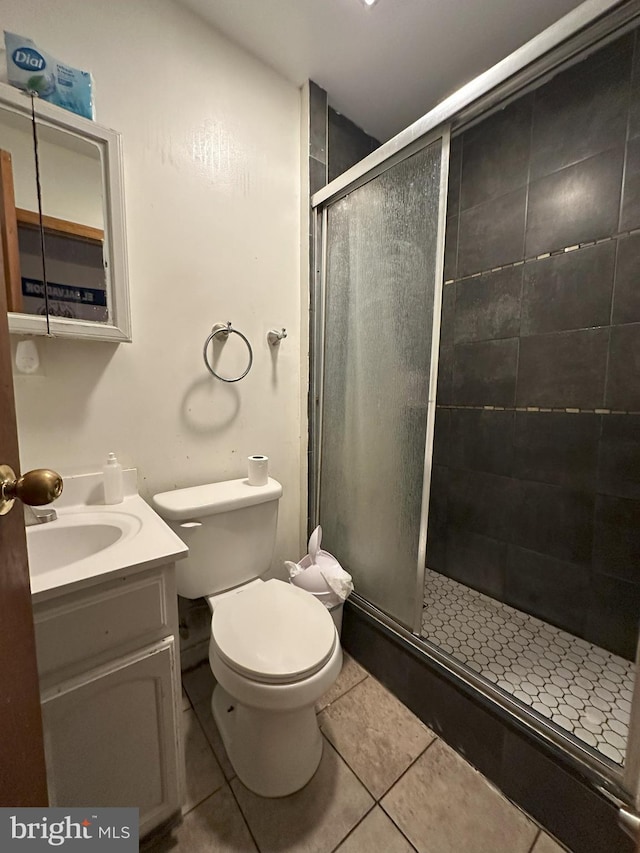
[211,579,336,685]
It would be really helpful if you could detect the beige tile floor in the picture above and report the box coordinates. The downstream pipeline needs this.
[144,655,571,853]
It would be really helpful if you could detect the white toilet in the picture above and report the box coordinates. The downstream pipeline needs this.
[153,477,342,798]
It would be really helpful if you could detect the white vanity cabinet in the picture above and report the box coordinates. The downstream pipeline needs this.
[32,562,184,838]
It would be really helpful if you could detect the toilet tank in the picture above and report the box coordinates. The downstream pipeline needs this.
[153,477,282,599]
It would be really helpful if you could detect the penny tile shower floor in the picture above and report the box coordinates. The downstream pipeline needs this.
[421,569,635,765]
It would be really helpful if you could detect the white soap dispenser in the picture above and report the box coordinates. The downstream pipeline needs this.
[103,452,123,504]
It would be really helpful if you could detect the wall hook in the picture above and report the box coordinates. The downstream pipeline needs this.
[267,328,287,346]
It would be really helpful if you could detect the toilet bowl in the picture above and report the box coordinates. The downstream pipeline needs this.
[208,579,342,797]
[152,477,342,798]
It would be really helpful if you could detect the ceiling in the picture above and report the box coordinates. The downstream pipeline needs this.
[178,0,587,142]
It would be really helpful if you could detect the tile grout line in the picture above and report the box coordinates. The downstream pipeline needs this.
[184,689,262,851]
[603,231,621,411]
[514,92,531,412]
[452,133,462,281]
[526,826,542,853]
[388,718,548,852]
[315,727,375,798]
[327,802,377,853]
[377,740,440,849]
[188,701,218,760]
[316,671,370,715]
[383,727,551,853]
[181,704,229,818]
[180,786,227,819]
[377,734,439,804]
[318,682,437,802]
[181,687,193,711]
[311,737,380,851]
[226,780,263,853]
[180,782,225,819]
[325,726,434,853]
[328,800,421,853]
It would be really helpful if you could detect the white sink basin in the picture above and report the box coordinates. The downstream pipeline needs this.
[27,511,142,576]
[25,473,188,603]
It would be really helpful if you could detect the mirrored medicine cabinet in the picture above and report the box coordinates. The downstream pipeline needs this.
[0,83,131,342]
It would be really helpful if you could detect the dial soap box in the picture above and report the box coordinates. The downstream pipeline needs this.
[4,31,94,120]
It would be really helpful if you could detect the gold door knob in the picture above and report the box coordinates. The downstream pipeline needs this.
[0,465,63,516]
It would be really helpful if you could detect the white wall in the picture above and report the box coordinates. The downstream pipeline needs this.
[5,0,305,575]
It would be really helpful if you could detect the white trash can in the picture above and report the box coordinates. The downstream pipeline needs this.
[286,526,353,639]
[328,601,344,637]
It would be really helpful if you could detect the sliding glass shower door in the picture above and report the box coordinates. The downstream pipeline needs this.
[315,133,449,631]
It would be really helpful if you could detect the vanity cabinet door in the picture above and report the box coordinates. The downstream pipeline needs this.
[41,637,182,837]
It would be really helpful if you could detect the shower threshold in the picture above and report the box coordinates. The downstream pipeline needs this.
[421,568,634,765]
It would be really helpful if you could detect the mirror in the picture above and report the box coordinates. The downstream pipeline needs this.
[0,104,45,317]
[0,83,131,341]
[25,124,107,322]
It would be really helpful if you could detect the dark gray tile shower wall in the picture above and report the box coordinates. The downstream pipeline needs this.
[427,30,640,660]
[327,107,380,184]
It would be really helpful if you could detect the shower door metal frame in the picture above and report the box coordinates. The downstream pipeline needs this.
[310,0,640,807]
[312,126,450,635]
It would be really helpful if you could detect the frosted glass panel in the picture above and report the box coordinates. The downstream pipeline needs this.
[319,142,443,629]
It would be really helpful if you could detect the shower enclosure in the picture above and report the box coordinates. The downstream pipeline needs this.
[311,0,640,818]
[317,137,448,630]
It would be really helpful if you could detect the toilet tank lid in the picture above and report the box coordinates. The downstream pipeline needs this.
[153,477,282,521]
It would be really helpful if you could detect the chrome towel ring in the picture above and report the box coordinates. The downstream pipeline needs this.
[203,322,253,383]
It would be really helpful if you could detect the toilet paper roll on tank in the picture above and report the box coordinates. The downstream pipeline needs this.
[247,455,269,486]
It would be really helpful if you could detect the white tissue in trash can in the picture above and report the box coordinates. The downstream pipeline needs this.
[320,564,354,600]
[286,525,354,602]
[286,561,329,594]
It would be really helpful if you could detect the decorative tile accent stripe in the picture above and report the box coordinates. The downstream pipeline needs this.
[435,404,640,416]
[444,227,640,287]
[421,568,635,765]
